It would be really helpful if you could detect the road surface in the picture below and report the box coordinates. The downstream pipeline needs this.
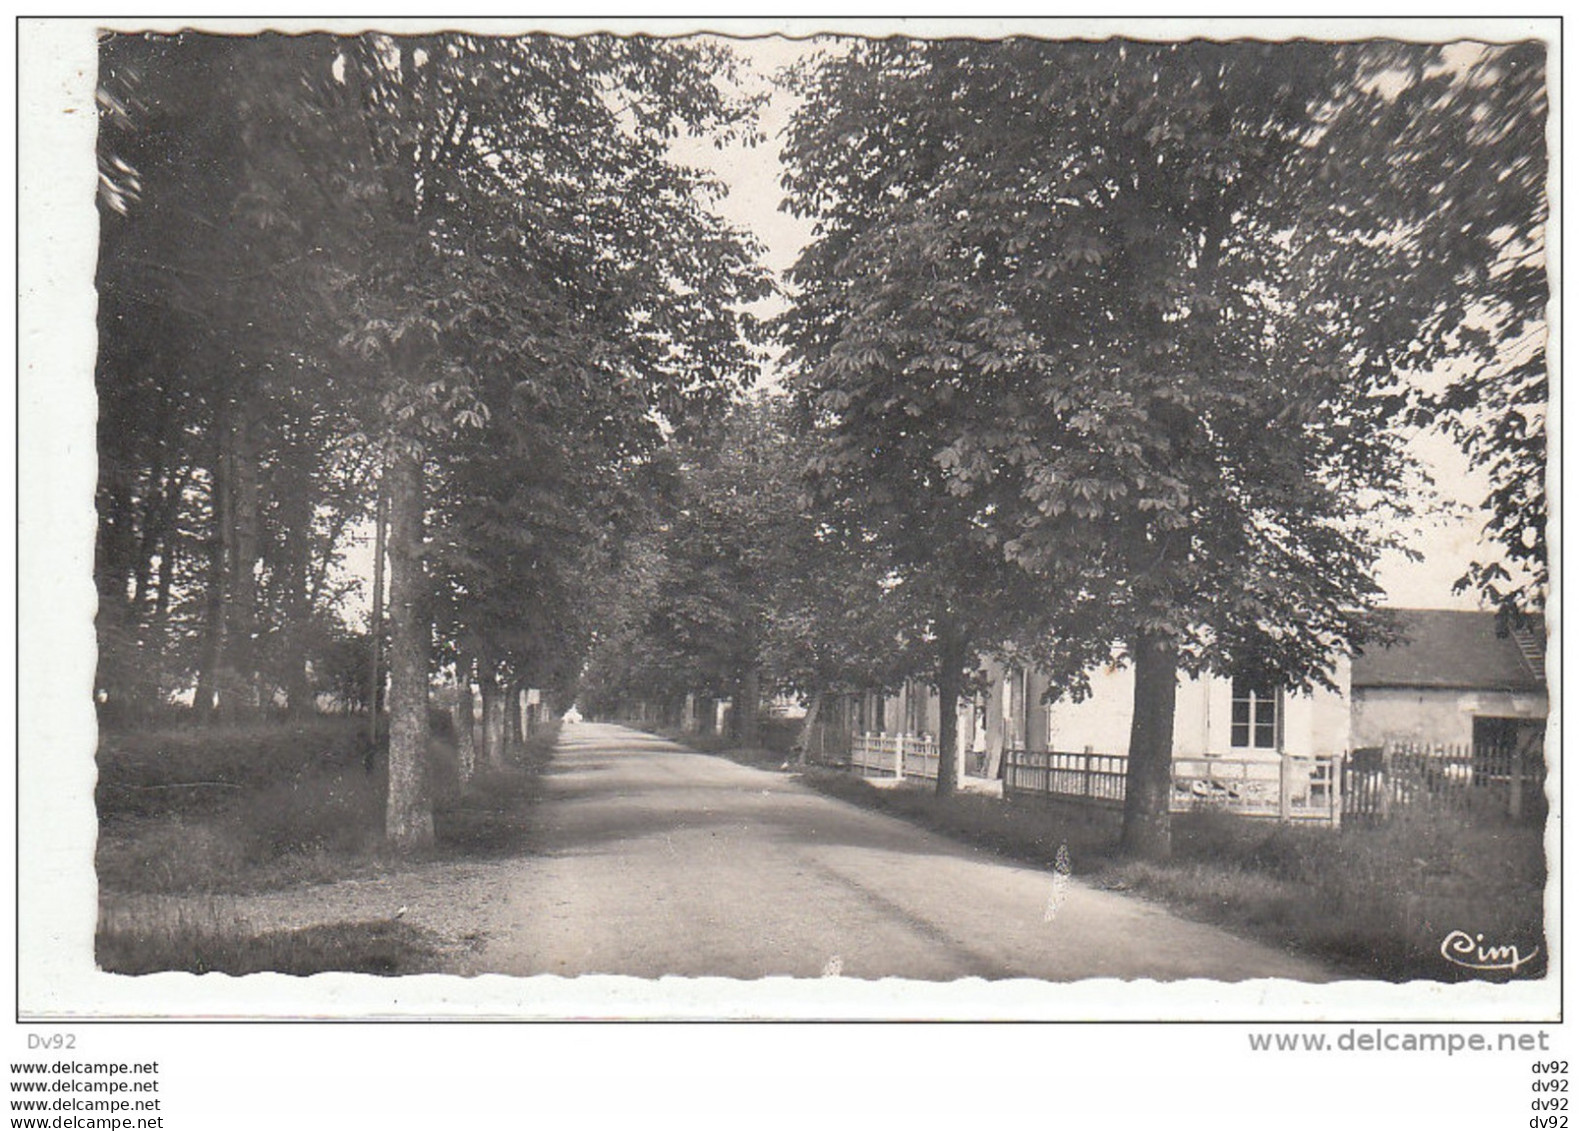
[456,722,1333,981]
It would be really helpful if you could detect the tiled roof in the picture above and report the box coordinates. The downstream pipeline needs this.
[1351,608,1548,693]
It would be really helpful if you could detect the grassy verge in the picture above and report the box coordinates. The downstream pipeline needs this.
[792,768,1547,983]
[96,903,451,976]
[96,716,561,975]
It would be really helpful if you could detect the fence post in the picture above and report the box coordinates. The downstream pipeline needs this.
[1510,749,1524,821]
[1082,753,1092,798]
[1379,744,1393,820]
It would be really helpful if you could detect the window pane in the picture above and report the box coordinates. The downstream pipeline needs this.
[1231,721,1249,747]
[1256,697,1277,748]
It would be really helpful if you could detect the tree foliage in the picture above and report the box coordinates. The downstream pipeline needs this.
[94,31,769,845]
[778,37,1547,851]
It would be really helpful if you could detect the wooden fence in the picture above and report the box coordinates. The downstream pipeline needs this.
[1343,741,1544,823]
[1003,741,1544,826]
[850,732,940,780]
[1003,749,1127,806]
[1004,748,1344,826]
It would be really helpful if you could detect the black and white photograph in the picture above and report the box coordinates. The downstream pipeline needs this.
[15,12,1557,1052]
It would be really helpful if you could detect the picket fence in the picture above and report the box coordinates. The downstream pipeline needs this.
[850,733,1543,828]
[849,732,941,780]
[1343,741,1544,823]
[1004,748,1344,826]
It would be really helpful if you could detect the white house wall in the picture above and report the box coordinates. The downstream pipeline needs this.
[1046,663,1140,755]
[1047,659,1352,760]
[854,655,1355,762]
[1351,685,1548,748]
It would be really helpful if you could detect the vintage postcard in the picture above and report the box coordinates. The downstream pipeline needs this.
[16,16,1558,1024]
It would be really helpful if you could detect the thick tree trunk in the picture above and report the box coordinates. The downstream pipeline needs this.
[152,520,177,621]
[935,633,968,798]
[147,463,190,633]
[383,446,433,849]
[491,690,509,763]
[1120,633,1178,861]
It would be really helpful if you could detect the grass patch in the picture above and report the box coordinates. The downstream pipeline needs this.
[97,904,448,976]
[96,718,377,820]
[97,717,563,895]
[796,769,1547,982]
[433,764,546,856]
[96,718,561,975]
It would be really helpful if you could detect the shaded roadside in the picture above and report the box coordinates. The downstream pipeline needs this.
[638,723,1546,984]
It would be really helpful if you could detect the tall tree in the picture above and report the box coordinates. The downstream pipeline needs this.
[326,33,770,845]
[780,38,1546,852]
[96,33,769,849]
[96,34,374,721]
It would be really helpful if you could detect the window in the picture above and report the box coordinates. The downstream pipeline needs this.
[1231,676,1279,749]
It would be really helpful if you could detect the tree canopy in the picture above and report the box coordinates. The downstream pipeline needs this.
[94,31,770,845]
[777,37,1547,852]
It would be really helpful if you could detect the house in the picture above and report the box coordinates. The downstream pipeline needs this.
[1348,608,1548,756]
[824,651,1350,784]
[813,608,1548,800]
[1036,657,1352,764]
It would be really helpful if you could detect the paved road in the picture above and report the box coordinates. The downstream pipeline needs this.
[459,722,1333,981]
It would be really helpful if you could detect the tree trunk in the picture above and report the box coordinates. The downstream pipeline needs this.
[129,456,168,614]
[367,477,388,742]
[476,674,495,768]
[228,409,262,715]
[149,463,189,627]
[383,446,433,849]
[935,632,968,798]
[195,422,233,719]
[1120,632,1178,861]
[795,692,823,765]
[452,676,477,787]
[736,666,761,747]
[278,459,316,718]
[482,676,508,770]
[504,683,522,756]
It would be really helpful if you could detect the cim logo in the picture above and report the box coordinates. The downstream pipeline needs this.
[1441,930,1540,974]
